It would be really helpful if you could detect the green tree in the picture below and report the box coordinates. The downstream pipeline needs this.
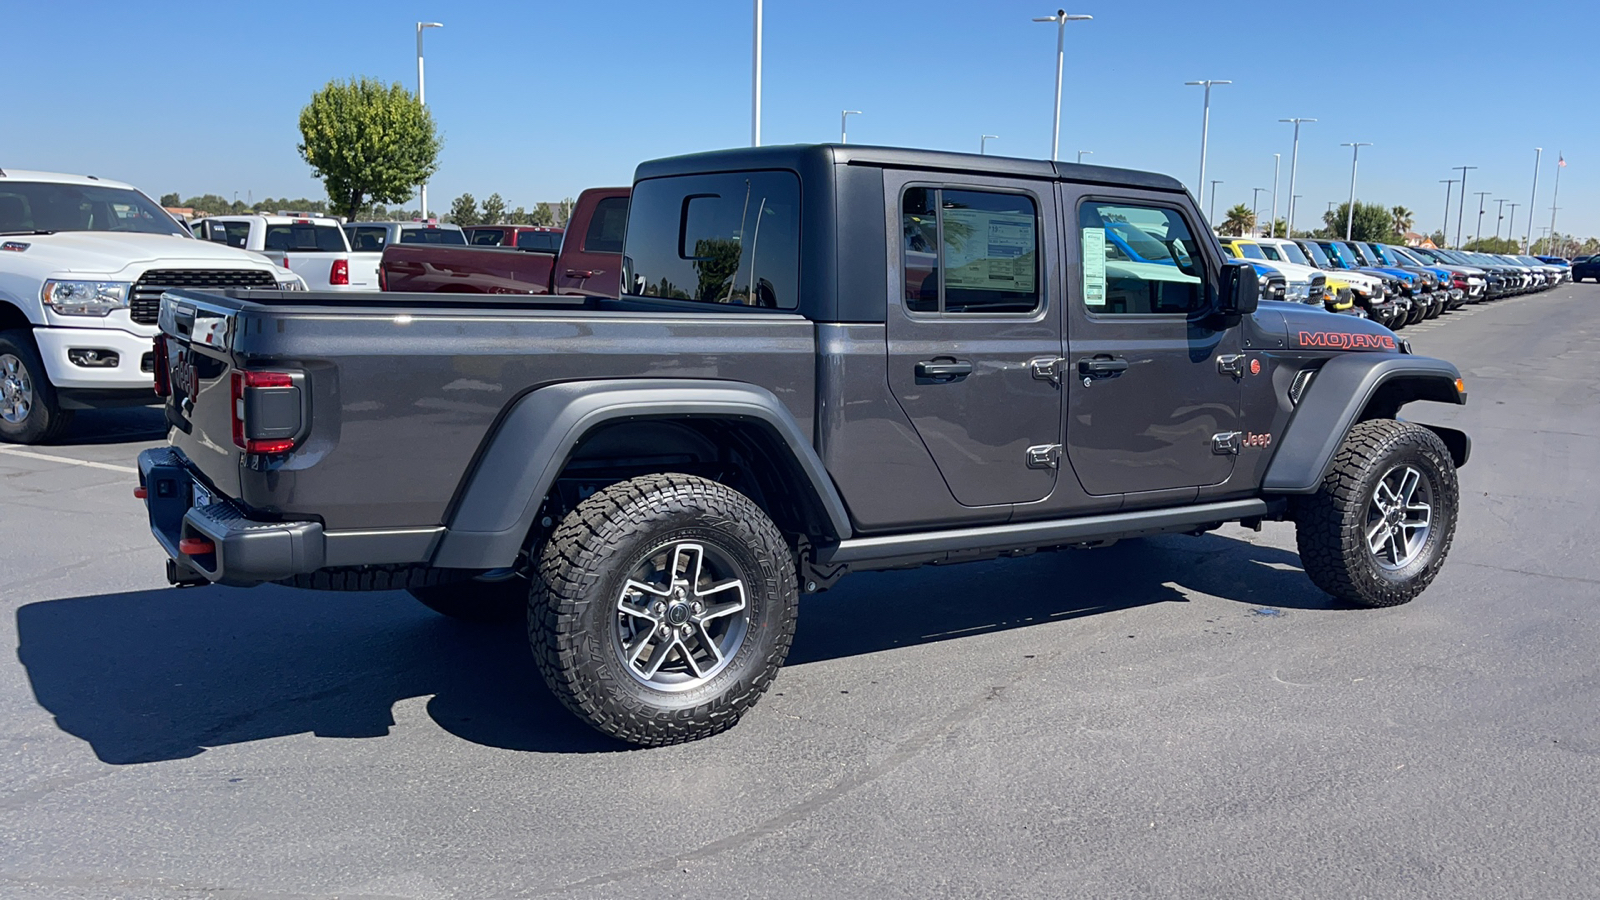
[1463,236,1519,253]
[1391,206,1414,237]
[1322,202,1399,244]
[482,193,507,225]
[159,192,181,207]
[296,76,441,221]
[448,193,480,226]
[557,197,575,228]
[1222,203,1255,237]
[1428,230,1447,248]
[509,206,528,225]
[530,203,555,227]
[1267,218,1287,238]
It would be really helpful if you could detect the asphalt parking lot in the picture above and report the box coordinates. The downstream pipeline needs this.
[2,286,1598,899]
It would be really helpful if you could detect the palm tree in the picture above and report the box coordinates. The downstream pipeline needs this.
[1222,203,1255,237]
[1391,205,1414,237]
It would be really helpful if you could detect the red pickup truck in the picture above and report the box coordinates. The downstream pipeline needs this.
[380,188,628,295]
[462,225,564,252]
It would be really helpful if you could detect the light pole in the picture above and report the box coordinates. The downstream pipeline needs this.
[1494,198,1507,241]
[1032,10,1092,160]
[1507,202,1520,244]
[416,21,443,220]
[751,0,762,147]
[1208,180,1223,225]
[1076,150,1093,164]
[1453,165,1476,249]
[840,110,861,144]
[1185,80,1231,210]
[1439,179,1458,248]
[1270,153,1281,237]
[1341,142,1371,240]
[1524,148,1542,252]
[1472,191,1490,245]
[1280,118,1316,240]
[981,135,999,155]
[1251,187,1266,237]
[1547,153,1564,256]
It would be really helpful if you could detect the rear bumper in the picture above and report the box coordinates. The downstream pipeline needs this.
[139,447,324,586]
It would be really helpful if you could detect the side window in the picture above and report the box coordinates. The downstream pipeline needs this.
[900,187,1041,315]
[583,196,628,253]
[350,227,387,251]
[1078,201,1204,315]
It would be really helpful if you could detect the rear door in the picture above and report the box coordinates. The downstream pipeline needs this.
[1061,188,1242,497]
[883,169,1063,509]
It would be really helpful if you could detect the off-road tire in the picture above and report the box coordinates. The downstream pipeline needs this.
[530,473,797,747]
[0,329,74,445]
[1293,419,1458,608]
[409,579,528,624]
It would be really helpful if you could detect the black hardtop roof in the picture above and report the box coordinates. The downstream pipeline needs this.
[634,144,1188,193]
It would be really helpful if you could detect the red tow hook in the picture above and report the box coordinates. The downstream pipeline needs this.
[178,537,215,556]
[134,486,148,500]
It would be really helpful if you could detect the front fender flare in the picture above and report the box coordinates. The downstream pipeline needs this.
[430,379,852,569]
[1262,354,1466,494]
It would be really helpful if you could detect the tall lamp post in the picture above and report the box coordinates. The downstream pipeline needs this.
[1507,202,1520,244]
[1270,153,1281,237]
[1032,10,1092,160]
[1251,187,1266,237]
[840,110,861,144]
[416,21,443,220]
[1341,142,1372,240]
[1472,191,1491,245]
[1452,165,1477,249]
[751,0,763,146]
[1185,80,1231,210]
[1547,153,1565,256]
[1077,150,1093,164]
[1438,179,1458,248]
[1280,118,1316,239]
[1209,180,1223,225]
[1494,198,1507,240]
[1524,148,1542,252]
[981,135,999,155]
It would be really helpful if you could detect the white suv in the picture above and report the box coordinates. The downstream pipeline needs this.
[0,170,302,443]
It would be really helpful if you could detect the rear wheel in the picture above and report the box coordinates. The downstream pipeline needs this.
[0,330,73,445]
[530,473,797,746]
[1293,420,1458,608]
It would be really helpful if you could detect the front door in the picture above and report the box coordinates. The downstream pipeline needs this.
[884,170,1063,509]
[1062,190,1243,497]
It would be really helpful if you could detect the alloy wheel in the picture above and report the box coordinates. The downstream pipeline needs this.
[0,353,32,425]
[1366,465,1433,570]
[613,540,749,692]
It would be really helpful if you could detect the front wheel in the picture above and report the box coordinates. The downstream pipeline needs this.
[0,330,73,445]
[1292,420,1459,608]
[530,473,798,746]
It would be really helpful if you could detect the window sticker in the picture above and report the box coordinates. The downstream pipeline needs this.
[942,208,1036,293]
[1082,227,1107,306]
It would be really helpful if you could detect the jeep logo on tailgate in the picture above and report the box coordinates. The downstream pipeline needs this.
[170,347,199,399]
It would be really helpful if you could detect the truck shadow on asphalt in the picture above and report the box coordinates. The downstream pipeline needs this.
[16,532,1339,764]
[52,406,167,446]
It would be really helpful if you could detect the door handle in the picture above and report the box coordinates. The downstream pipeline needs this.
[915,359,973,382]
[1078,356,1129,376]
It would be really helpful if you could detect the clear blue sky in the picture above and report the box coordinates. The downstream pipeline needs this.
[6,1,1595,242]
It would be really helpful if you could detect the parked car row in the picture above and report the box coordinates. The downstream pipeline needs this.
[1217,233,1568,330]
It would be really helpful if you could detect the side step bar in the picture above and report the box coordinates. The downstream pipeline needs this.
[816,498,1275,570]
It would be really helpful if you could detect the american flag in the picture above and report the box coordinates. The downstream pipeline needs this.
[1559,154,1566,167]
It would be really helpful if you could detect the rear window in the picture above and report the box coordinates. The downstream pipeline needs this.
[263,223,345,252]
[517,231,563,252]
[399,227,466,245]
[584,196,629,254]
[202,220,252,249]
[622,172,799,308]
[347,226,388,252]
[467,228,508,246]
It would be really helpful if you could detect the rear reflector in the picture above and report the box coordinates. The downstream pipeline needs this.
[152,337,170,397]
[134,486,148,499]
[245,438,297,454]
[330,258,349,285]
[178,537,215,556]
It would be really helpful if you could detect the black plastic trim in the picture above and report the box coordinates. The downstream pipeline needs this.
[431,379,853,569]
[1262,354,1466,494]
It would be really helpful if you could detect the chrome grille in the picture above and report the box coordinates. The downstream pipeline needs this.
[131,269,278,324]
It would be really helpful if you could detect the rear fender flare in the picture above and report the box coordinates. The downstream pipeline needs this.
[1262,354,1466,494]
[430,379,852,569]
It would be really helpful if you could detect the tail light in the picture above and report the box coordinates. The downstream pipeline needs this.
[230,370,302,455]
[330,258,349,286]
[152,336,170,397]
[379,263,387,291]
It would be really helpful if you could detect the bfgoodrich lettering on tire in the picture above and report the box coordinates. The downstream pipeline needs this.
[529,473,797,746]
[1292,419,1459,608]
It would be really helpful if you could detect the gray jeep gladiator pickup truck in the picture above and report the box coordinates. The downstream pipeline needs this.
[138,145,1470,746]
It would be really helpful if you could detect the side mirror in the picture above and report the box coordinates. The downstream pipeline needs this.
[1218,262,1259,316]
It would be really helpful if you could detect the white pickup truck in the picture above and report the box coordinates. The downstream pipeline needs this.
[190,215,380,291]
[0,170,301,444]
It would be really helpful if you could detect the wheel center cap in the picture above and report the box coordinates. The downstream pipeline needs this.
[665,602,691,626]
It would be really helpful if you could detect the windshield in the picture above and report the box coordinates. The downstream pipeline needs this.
[1234,242,1266,259]
[1300,241,1333,267]
[1316,242,1353,268]
[1274,242,1311,265]
[0,181,186,236]
[1353,242,1384,265]
[1392,247,1428,266]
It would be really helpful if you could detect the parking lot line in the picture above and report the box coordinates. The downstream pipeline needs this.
[0,447,138,474]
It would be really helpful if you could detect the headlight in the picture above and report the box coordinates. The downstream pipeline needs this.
[276,277,308,291]
[42,280,132,316]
